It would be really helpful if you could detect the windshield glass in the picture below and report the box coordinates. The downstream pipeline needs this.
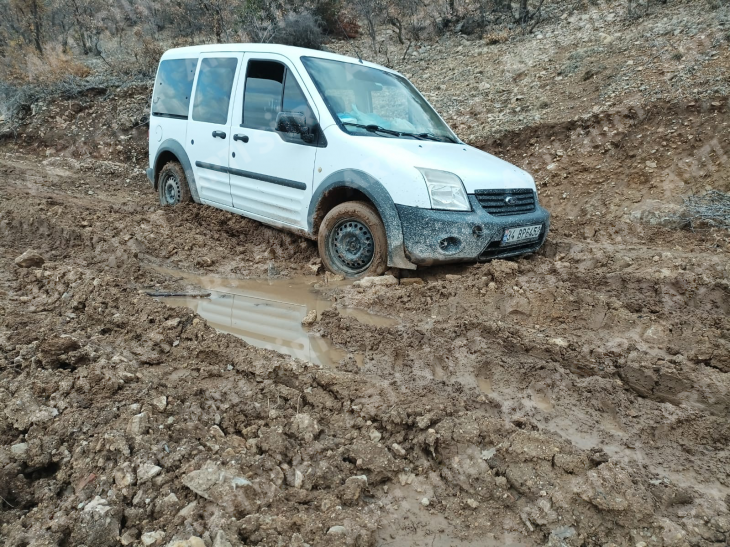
[301,56,457,142]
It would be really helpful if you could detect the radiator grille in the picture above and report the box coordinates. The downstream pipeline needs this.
[474,189,536,216]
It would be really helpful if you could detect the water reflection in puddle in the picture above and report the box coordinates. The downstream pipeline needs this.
[153,268,398,368]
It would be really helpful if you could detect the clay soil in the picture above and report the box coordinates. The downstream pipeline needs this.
[1,91,730,547]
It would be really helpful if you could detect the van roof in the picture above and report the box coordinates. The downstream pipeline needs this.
[161,43,394,73]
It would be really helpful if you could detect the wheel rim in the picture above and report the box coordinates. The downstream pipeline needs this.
[163,174,181,205]
[328,218,375,274]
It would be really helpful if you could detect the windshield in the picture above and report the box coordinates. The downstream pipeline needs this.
[301,56,458,142]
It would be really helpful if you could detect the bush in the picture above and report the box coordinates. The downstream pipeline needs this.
[274,11,325,50]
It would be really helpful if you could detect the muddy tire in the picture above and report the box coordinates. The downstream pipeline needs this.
[158,161,191,206]
[318,201,388,279]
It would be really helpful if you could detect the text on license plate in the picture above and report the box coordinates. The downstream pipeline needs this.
[502,224,542,245]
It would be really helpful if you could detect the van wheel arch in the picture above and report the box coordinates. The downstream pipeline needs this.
[152,140,201,203]
[308,171,416,271]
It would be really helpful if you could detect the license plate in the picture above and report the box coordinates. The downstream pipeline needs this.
[502,224,542,245]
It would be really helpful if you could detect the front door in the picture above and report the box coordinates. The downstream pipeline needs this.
[185,53,242,207]
[228,54,319,228]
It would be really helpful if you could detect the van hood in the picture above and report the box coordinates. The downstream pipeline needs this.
[355,137,536,193]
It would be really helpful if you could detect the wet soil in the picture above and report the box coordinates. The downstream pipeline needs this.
[1,96,729,547]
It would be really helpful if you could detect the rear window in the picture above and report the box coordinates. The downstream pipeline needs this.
[192,57,239,125]
[151,58,198,119]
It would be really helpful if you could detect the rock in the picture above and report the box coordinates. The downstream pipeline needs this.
[466,498,480,509]
[137,463,162,484]
[127,412,149,436]
[141,530,166,546]
[152,396,167,412]
[342,475,368,503]
[420,497,430,506]
[73,496,121,547]
[14,249,45,268]
[182,460,260,517]
[444,274,461,281]
[391,443,406,457]
[114,464,136,488]
[327,526,347,535]
[356,275,398,288]
[120,529,139,545]
[10,443,28,458]
[177,501,198,518]
[400,277,424,286]
[301,310,317,326]
[291,413,321,443]
[369,429,382,443]
[213,531,233,547]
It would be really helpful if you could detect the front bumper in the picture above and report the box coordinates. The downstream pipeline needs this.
[396,195,550,266]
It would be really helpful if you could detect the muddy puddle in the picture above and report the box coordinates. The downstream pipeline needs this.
[152,268,398,368]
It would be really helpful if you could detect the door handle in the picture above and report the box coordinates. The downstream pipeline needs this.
[212,130,226,139]
[233,134,249,143]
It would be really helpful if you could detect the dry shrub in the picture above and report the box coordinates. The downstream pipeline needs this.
[484,28,510,45]
[0,45,90,86]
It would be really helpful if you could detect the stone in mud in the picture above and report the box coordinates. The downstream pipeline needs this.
[72,496,122,547]
[4,390,59,430]
[290,413,321,443]
[574,462,652,514]
[151,395,167,412]
[182,460,260,517]
[10,442,28,459]
[327,525,347,535]
[400,277,424,286]
[14,249,45,268]
[301,309,317,326]
[356,275,398,288]
[137,462,162,484]
[391,443,406,457]
[212,530,233,547]
[341,475,368,503]
[141,530,166,546]
[126,412,150,437]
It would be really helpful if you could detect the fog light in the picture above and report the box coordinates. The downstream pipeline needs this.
[438,236,462,254]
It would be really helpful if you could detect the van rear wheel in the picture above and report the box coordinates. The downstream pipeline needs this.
[318,201,388,279]
[158,161,191,206]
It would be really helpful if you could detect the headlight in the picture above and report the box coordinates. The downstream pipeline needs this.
[417,168,470,211]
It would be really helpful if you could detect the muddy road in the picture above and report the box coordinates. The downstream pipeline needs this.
[1,100,729,547]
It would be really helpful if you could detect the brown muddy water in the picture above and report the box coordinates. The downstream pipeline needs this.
[153,268,398,368]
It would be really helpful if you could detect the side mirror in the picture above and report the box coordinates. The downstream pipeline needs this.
[275,111,316,144]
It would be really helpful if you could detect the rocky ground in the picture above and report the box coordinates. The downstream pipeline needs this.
[1,2,730,546]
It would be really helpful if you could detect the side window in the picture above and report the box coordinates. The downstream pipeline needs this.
[192,57,238,125]
[283,71,315,128]
[242,60,285,131]
[152,58,197,119]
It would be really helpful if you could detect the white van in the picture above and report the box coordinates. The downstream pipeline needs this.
[147,44,549,278]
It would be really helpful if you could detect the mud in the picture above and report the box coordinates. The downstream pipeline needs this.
[1,95,729,547]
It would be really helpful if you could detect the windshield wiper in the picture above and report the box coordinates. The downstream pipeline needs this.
[343,122,426,140]
[414,132,459,143]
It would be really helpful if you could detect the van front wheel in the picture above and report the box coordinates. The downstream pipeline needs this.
[318,201,388,279]
[158,161,191,206]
